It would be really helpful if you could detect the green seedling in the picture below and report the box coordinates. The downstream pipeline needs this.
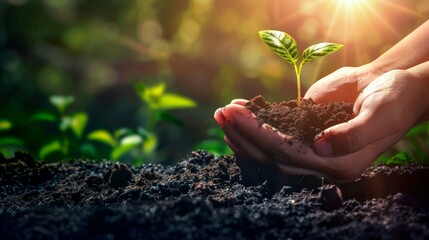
[87,128,147,163]
[258,30,343,106]
[194,126,233,156]
[133,82,197,164]
[0,119,25,157]
[31,95,93,160]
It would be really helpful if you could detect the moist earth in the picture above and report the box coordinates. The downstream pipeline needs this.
[1,151,429,239]
[245,95,354,145]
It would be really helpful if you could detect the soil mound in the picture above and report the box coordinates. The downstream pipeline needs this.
[1,151,429,239]
[245,95,354,144]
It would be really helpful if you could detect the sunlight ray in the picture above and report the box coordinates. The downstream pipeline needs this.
[310,1,342,83]
[324,1,342,42]
[275,0,325,28]
[379,0,426,18]
[354,0,379,39]
[350,5,365,65]
[360,0,402,38]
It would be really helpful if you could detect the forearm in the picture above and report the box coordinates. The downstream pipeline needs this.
[367,20,429,74]
[407,61,429,123]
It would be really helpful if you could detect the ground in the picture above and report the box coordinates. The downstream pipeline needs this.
[1,151,429,240]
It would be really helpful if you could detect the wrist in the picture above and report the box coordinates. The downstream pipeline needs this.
[355,63,385,92]
[407,62,429,123]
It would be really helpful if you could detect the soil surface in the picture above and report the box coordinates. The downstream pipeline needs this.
[245,95,354,145]
[1,151,429,239]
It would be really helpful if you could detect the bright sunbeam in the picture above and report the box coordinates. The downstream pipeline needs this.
[271,0,426,84]
[338,0,367,8]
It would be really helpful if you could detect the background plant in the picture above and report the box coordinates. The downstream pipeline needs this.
[1,0,428,164]
[87,82,197,165]
[0,119,24,158]
[258,30,343,106]
[31,95,93,161]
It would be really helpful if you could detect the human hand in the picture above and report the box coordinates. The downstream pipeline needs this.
[214,100,357,181]
[215,69,428,181]
[314,69,428,157]
[304,64,382,104]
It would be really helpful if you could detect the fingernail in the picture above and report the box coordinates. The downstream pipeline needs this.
[314,137,334,157]
[214,108,226,126]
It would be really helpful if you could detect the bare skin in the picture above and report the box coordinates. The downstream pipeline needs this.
[214,20,429,181]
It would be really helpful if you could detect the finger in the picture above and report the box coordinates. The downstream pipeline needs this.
[230,99,249,106]
[218,103,385,181]
[221,104,317,168]
[214,107,227,127]
[221,115,272,164]
[313,104,407,157]
[316,132,403,181]
[225,136,266,162]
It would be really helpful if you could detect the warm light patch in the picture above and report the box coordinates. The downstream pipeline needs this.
[338,0,367,8]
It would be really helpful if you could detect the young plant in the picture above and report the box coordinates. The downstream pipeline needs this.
[31,95,93,160]
[133,82,197,164]
[87,128,146,163]
[194,126,233,156]
[0,119,25,157]
[258,30,343,106]
[85,82,197,165]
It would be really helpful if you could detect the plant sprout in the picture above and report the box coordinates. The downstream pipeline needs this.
[258,30,343,107]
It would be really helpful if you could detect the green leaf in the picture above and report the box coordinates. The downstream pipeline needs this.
[30,111,57,122]
[406,122,429,137]
[135,83,166,107]
[387,151,414,165]
[137,127,152,138]
[134,83,146,100]
[80,142,97,158]
[159,111,184,127]
[70,113,88,138]
[157,94,197,110]
[0,120,12,131]
[120,134,142,146]
[114,128,133,140]
[207,127,225,139]
[142,134,157,154]
[258,30,299,65]
[375,151,414,166]
[60,116,72,132]
[87,129,116,147]
[0,137,25,147]
[39,140,63,159]
[302,42,343,65]
[49,95,74,114]
[111,135,142,160]
[194,140,233,156]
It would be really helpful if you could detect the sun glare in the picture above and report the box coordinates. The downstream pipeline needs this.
[338,0,366,8]
[272,0,427,83]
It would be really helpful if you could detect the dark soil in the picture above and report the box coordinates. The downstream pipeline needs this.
[1,151,429,239]
[245,95,354,145]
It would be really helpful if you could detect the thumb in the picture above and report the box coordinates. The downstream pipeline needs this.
[313,110,379,156]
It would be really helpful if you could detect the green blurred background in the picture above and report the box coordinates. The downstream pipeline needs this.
[1,0,429,164]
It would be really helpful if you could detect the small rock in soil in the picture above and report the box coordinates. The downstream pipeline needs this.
[319,184,343,211]
[104,163,134,188]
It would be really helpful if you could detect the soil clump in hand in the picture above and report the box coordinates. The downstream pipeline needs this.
[245,95,354,145]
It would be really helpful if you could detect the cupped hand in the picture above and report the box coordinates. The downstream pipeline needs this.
[314,69,428,157]
[304,65,382,104]
[215,69,428,181]
[214,100,370,181]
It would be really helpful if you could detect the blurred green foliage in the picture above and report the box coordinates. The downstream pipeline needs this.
[1,0,428,164]
[376,122,429,166]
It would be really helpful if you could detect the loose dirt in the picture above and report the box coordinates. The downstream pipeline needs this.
[1,151,429,239]
[245,95,354,145]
